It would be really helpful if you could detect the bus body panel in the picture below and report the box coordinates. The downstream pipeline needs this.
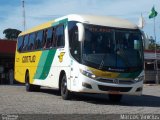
[15,14,144,96]
[15,50,42,83]
[69,62,143,95]
[15,17,70,88]
[32,48,71,88]
[15,47,71,88]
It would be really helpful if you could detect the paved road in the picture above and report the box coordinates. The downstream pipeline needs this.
[0,84,160,114]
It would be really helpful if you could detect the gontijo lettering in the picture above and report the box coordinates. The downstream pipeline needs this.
[22,55,36,63]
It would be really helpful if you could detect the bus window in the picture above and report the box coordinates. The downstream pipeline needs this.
[22,35,29,51]
[28,33,36,51]
[17,36,24,52]
[56,25,65,47]
[46,28,53,48]
[35,30,43,50]
[52,28,56,48]
[43,30,48,49]
[68,21,81,62]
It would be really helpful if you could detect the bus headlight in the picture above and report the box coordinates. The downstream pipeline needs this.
[135,76,144,82]
[80,69,96,79]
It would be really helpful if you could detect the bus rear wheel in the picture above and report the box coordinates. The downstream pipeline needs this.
[25,72,40,92]
[60,75,71,100]
[108,94,122,102]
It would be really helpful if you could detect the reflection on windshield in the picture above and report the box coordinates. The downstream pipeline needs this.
[82,24,143,72]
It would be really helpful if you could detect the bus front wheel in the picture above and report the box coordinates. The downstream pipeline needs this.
[60,75,71,100]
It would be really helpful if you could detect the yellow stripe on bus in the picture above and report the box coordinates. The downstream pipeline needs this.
[19,20,55,36]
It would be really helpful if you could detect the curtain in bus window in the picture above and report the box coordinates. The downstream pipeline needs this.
[28,33,36,51]
[46,28,53,48]
[35,31,43,49]
[52,28,56,48]
[43,30,48,49]
[22,35,29,51]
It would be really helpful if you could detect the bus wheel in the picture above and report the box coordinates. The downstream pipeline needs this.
[108,94,122,102]
[61,75,71,100]
[25,72,34,92]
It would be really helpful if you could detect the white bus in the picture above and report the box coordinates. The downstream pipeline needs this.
[15,14,144,102]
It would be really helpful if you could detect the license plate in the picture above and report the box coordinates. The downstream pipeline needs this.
[108,91,120,94]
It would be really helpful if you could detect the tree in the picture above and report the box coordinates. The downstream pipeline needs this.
[148,36,160,50]
[3,28,21,40]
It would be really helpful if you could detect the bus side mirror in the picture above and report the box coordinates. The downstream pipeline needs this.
[76,23,85,42]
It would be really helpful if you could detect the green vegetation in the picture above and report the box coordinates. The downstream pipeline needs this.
[3,28,21,40]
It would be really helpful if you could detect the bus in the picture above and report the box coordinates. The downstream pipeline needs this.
[15,14,144,102]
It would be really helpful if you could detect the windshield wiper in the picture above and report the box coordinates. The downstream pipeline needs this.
[99,59,104,70]
[98,54,106,70]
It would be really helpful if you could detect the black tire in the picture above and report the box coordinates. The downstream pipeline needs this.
[108,94,122,102]
[25,72,33,92]
[25,72,40,92]
[60,74,71,100]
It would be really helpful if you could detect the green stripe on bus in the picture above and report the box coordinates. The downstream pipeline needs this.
[128,71,141,79]
[34,51,49,79]
[34,49,56,80]
[118,71,141,79]
[118,73,130,78]
[52,18,68,27]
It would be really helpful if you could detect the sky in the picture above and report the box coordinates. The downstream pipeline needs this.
[0,0,160,43]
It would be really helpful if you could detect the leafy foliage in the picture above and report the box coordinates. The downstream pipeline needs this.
[148,36,160,50]
[3,28,21,39]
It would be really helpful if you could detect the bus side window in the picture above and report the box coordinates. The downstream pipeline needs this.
[35,30,43,50]
[17,36,24,52]
[43,29,48,49]
[22,35,29,51]
[46,28,53,48]
[28,33,36,51]
[56,25,65,48]
[52,27,56,48]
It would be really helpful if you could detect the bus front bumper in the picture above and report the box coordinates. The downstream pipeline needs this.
[71,74,143,96]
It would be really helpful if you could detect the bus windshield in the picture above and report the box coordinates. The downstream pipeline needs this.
[82,24,143,72]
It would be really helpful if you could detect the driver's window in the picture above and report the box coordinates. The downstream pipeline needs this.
[68,21,81,62]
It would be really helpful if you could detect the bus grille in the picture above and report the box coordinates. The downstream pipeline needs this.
[96,78,135,85]
[98,85,132,92]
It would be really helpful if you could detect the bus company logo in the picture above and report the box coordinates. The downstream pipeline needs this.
[58,52,65,63]
[113,79,119,84]
[22,55,36,63]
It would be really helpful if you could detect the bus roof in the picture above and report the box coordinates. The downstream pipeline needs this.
[67,14,138,29]
[19,14,138,36]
